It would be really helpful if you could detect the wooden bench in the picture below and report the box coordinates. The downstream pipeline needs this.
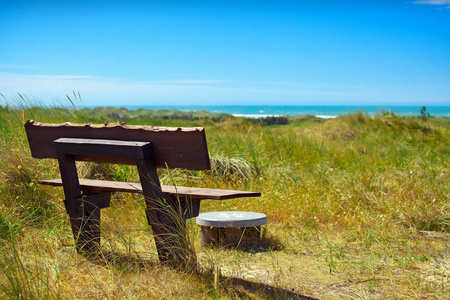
[25,120,260,265]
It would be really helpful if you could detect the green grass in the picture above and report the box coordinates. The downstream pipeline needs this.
[0,101,449,299]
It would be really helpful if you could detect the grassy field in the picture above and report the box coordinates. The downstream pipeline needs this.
[0,102,449,299]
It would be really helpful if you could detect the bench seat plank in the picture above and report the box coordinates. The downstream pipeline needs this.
[39,179,261,201]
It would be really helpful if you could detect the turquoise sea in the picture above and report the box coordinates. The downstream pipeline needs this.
[122,105,450,119]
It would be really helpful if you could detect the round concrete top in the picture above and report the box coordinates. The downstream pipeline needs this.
[196,211,267,228]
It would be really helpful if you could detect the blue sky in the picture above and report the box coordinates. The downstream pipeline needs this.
[1,0,449,107]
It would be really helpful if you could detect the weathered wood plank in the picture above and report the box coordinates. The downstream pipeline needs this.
[25,120,211,170]
[54,138,152,160]
[39,179,262,201]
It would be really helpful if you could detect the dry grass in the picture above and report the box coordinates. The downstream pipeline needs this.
[0,102,449,299]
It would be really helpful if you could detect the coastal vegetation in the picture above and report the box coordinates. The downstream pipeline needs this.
[0,101,449,299]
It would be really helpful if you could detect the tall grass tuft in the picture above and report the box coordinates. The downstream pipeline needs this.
[209,155,260,182]
[0,235,57,299]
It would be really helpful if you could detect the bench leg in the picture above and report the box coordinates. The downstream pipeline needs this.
[64,193,111,254]
[79,199,101,253]
[142,197,196,268]
[136,158,196,268]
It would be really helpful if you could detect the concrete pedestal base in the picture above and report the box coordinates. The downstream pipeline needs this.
[196,211,267,248]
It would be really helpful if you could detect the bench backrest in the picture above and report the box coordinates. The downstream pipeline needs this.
[25,120,211,170]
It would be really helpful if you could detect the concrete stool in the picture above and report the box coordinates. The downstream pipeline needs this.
[196,211,267,248]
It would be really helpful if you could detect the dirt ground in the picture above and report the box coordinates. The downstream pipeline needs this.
[196,224,450,299]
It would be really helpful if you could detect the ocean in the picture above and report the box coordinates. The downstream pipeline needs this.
[121,105,450,119]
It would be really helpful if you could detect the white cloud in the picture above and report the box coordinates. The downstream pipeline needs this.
[0,72,445,106]
[157,79,234,84]
[0,72,372,106]
[412,0,450,6]
[0,65,37,69]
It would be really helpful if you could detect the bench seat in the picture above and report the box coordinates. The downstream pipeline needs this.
[39,179,261,201]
